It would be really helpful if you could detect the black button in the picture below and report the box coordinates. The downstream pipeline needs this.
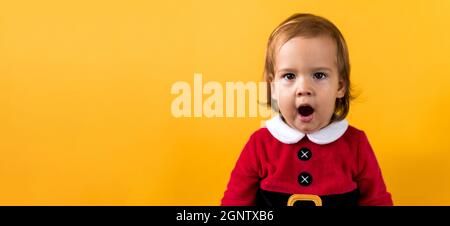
[298,172,312,186]
[298,147,312,161]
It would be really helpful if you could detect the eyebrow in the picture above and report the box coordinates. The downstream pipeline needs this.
[276,67,333,73]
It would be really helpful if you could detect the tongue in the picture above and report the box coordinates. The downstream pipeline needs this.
[299,106,314,116]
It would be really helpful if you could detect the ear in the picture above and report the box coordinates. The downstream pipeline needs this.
[337,78,346,98]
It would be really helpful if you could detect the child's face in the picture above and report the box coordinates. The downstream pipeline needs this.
[271,35,345,134]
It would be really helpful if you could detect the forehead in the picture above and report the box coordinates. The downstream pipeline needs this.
[275,35,337,71]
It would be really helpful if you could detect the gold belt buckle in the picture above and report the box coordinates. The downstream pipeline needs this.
[287,194,322,206]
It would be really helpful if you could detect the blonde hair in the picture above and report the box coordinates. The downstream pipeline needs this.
[264,13,353,121]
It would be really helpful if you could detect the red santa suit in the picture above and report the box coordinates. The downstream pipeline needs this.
[221,115,393,206]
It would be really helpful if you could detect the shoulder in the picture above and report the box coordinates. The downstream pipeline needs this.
[342,124,376,155]
[343,124,368,139]
[242,127,284,149]
[247,127,276,142]
[338,124,373,148]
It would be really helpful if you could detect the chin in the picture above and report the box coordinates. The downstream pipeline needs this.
[293,121,319,134]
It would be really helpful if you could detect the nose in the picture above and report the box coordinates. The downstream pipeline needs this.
[296,76,313,96]
[297,89,312,96]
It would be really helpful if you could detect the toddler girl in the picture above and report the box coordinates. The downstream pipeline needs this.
[221,13,393,206]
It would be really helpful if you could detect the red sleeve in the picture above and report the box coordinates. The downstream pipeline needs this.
[355,131,393,206]
[221,132,261,206]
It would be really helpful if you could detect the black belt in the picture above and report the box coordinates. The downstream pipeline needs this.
[256,189,360,207]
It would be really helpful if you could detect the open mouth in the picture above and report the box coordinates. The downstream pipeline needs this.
[298,105,314,117]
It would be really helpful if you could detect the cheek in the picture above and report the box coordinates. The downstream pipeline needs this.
[317,92,338,110]
[277,93,293,108]
[278,85,296,98]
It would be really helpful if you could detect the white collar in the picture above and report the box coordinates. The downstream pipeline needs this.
[265,115,349,145]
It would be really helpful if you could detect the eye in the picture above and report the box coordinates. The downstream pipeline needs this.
[313,72,327,80]
[282,73,296,80]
